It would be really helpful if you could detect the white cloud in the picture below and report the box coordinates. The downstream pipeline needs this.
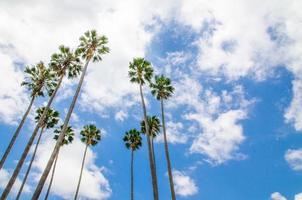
[295,193,302,200]
[271,192,287,200]
[285,149,302,171]
[0,51,28,125]
[114,110,128,122]
[285,79,302,132]
[188,110,247,165]
[32,134,111,199]
[155,121,188,144]
[0,168,30,195]
[173,170,198,197]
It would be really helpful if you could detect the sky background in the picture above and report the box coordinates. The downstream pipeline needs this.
[0,0,302,199]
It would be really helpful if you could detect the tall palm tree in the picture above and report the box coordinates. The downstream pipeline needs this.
[150,75,176,200]
[33,30,109,199]
[123,129,142,200]
[44,125,74,200]
[74,125,101,200]
[0,46,81,199]
[128,57,159,199]
[0,62,56,170]
[141,116,161,168]
[16,107,59,199]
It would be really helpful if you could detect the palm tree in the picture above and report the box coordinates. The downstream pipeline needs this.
[16,107,59,199]
[74,125,101,200]
[150,75,176,200]
[33,30,109,199]
[0,62,56,170]
[128,57,159,199]
[141,116,161,168]
[123,129,142,200]
[0,46,81,199]
[44,125,74,200]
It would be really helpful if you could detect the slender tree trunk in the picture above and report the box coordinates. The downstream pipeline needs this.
[0,74,64,200]
[32,58,91,199]
[16,126,45,200]
[139,84,159,200]
[44,149,60,200]
[161,99,176,200]
[131,149,134,200]
[151,138,157,170]
[74,144,88,200]
[0,96,35,170]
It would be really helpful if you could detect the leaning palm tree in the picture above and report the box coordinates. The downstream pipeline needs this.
[141,116,161,168]
[128,57,159,199]
[0,46,81,199]
[44,125,74,200]
[0,62,56,170]
[123,129,142,200]
[16,107,59,199]
[74,125,101,200]
[33,30,109,199]
[150,75,176,200]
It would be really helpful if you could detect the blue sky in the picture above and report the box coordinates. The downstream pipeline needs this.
[0,0,302,200]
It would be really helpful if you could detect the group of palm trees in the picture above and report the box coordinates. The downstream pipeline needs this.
[0,30,108,199]
[124,58,176,200]
[0,29,177,200]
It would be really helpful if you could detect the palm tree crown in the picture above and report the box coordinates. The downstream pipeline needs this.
[80,125,101,146]
[128,58,153,85]
[140,116,161,138]
[123,129,142,151]
[35,107,59,129]
[50,45,82,79]
[150,75,174,100]
[54,125,74,146]
[77,30,109,62]
[21,62,57,97]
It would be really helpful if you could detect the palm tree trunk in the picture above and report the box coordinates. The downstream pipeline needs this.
[161,99,176,200]
[139,83,159,200]
[0,96,35,170]
[131,149,134,200]
[0,74,64,200]
[16,126,45,200]
[151,138,157,170]
[44,149,60,200]
[32,58,91,200]
[74,144,88,200]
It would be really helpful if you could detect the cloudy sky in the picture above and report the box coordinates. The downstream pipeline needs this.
[0,0,302,199]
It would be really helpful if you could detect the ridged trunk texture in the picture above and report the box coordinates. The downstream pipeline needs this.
[161,99,176,200]
[139,84,159,200]
[16,126,45,200]
[74,144,88,200]
[44,149,60,200]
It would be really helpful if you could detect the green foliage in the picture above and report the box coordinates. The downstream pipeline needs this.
[50,45,82,79]
[35,107,59,129]
[21,62,57,97]
[123,129,142,151]
[80,125,101,146]
[140,116,161,138]
[128,57,153,85]
[54,125,75,146]
[77,30,110,62]
[150,75,174,100]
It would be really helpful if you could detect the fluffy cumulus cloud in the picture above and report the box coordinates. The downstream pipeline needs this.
[271,192,287,200]
[285,149,302,171]
[32,134,111,199]
[173,170,198,197]
[155,121,188,144]
[295,193,302,200]
[0,49,28,125]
